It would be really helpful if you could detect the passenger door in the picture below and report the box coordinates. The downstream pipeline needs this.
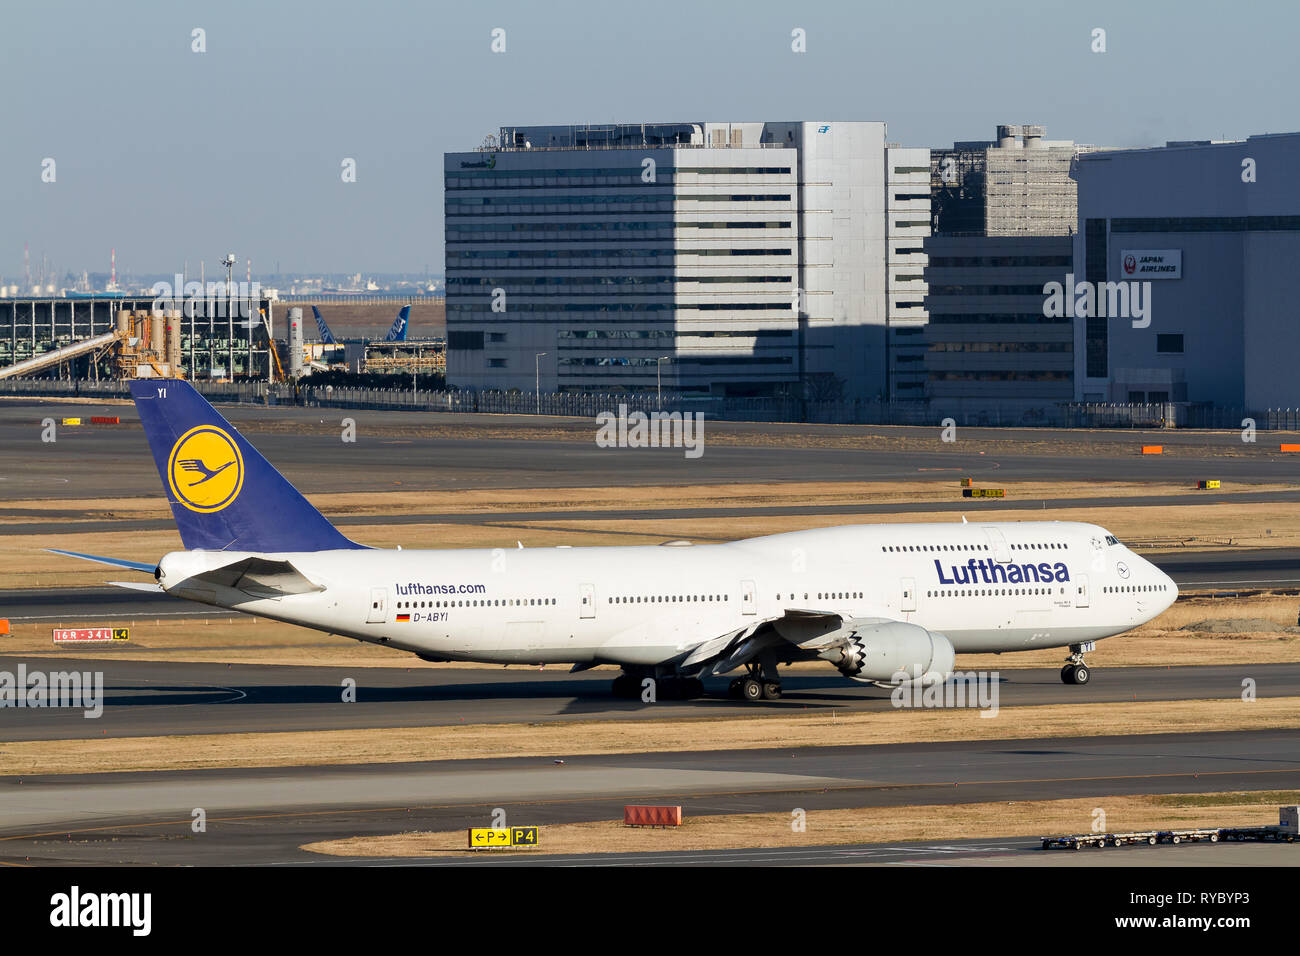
[741,580,757,616]
[901,577,917,613]
[367,586,388,623]
[983,527,1011,563]
[578,583,596,619]
[1075,574,1090,608]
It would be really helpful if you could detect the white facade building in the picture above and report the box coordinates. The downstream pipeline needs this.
[444,122,928,401]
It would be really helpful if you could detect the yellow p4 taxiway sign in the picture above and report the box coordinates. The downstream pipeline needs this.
[467,827,539,850]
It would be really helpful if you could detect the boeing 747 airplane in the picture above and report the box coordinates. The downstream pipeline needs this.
[51,381,1178,701]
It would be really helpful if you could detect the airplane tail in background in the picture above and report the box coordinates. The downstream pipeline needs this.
[129,380,364,553]
[384,305,410,342]
[311,305,338,345]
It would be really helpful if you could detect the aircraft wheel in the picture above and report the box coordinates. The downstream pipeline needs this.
[1072,664,1091,685]
[1060,665,1077,684]
[740,678,764,702]
[762,681,782,701]
[728,678,744,699]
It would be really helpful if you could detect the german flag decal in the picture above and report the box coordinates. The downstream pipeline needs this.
[396,614,411,623]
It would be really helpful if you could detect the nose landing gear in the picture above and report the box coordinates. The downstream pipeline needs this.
[1060,642,1096,685]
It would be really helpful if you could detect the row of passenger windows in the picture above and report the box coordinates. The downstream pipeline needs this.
[610,594,728,604]
[397,599,555,608]
[883,542,1069,553]
[928,588,1058,598]
[1104,585,1171,593]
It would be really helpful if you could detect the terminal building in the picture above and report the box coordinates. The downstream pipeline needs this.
[444,122,929,401]
[1072,131,1300,412]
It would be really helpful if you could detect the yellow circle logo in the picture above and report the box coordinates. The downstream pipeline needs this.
[167,425,244,513]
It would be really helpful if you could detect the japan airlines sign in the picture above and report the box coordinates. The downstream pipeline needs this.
[1121,249,1182,279]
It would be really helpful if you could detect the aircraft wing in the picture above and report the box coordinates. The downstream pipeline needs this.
[680,608,887,675]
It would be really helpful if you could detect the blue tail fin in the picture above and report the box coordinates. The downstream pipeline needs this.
[384,305,410,342]
[312,306,338,345]
[129,380,364,553]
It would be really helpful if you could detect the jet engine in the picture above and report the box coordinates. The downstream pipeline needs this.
[821,621,955,685]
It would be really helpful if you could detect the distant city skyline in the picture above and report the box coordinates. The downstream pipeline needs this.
[4,0,1296,276]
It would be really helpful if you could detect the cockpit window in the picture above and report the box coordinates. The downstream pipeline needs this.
[1105,535,1119,546]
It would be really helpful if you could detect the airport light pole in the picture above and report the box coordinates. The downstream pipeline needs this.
[657,355,670,410]
[222,254,236,381]
[535,351,547,415]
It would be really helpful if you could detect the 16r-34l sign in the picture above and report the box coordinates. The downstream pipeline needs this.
[1121,249,1182,279]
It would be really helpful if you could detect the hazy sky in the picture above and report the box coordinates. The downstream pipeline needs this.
[2,0,1295,279]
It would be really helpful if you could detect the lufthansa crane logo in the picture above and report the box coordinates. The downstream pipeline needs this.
[167,425,244,513]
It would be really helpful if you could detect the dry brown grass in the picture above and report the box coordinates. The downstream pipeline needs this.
[3,697,1296,777]
[6,478,1286,520]
[303,790,1299,858]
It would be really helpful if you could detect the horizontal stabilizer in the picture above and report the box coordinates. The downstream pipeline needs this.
[45,549,156,573]
[186,556,324,599]
[108,581,164,592]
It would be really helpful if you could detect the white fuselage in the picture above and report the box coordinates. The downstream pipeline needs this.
[157,519,1177,669]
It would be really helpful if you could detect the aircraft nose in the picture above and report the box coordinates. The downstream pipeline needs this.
[1145,556,1178,610]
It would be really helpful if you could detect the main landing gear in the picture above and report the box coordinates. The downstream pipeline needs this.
[727,660,782,702]
[1060,642,1096,685]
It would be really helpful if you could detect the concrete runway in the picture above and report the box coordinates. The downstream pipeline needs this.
[4,399,1300,500]
[2,729,1297,865]
[2,656,1296,741]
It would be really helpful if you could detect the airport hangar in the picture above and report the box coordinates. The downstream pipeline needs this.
[1072,131,1300,410]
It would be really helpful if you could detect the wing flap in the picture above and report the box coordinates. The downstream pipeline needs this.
[682,623,757,667]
